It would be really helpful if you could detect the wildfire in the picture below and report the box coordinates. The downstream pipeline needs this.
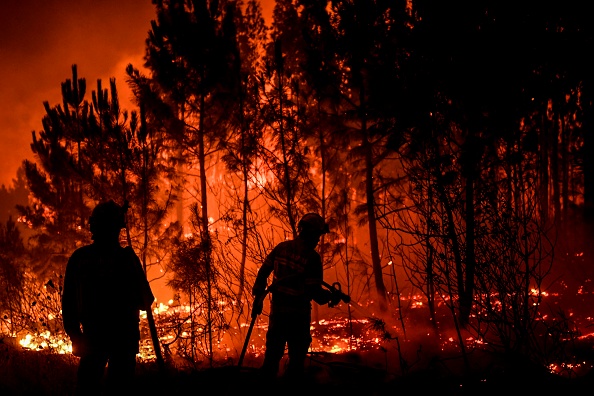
[11,288,594,379]
[14,302,390,362]
[19,331,71,354]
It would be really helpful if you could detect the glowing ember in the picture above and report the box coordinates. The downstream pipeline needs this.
[19,331,71,354]
[11,288,594,379]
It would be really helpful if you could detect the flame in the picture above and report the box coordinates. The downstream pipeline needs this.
[11,287,594,376]
[19,331,71,354]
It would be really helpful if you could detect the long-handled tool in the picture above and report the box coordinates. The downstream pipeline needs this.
[237,289,269,369]
[122,201,165,372]
[237,281,351,368]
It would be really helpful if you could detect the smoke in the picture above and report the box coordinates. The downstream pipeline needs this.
[0,0,155,187]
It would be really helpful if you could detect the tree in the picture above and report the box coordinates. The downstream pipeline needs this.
[0,166,29,225]
[305,0,411,311]
[144,0,243,365]
[218,0,269,306]
[383,0,584,368]
[18,65,91,279]
[0,217,26,336]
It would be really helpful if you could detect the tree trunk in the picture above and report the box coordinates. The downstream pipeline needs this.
[459,171,476,325]
[582,81,594,219]
[362,131,387,312]
[198,88,214,367]
[275,40,297,236]
[539,113,550,222]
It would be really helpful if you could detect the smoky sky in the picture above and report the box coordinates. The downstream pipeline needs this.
[0,0,155,187]
[0,0,273,189]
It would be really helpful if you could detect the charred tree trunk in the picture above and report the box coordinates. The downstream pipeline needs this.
[539,113,550,223]
[425,182,438,331]
[198,85,214,368]
[583,81,594,219]
[460,171,476,326]
[551,111,561,227]
[459,136,479,326]
[237,92,250,305]
[359,82,387,311]
[275,40,297,237]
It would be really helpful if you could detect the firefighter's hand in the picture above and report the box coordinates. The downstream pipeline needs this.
[252,285,266,298]
[252,294,264,317]
[70,334,89,357]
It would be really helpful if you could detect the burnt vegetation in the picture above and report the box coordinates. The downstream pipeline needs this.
[2,0,594,394]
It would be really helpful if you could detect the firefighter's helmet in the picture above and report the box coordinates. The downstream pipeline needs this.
[89,200,126,236]
[298,213,329,235]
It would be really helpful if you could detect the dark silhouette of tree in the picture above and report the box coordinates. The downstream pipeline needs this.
[289,0,367,323]
[8,0,594,376]
[0,166,29,224]
[144,0,244,366]
[304,0,412,312]
[91,71,179,370]
[218,0,269,307]
[401,0,538,328]
[0,217,26,336]
[256,37,319,236]
[166,202,237,363]
[385,0,586,369]
[17,65,91,279]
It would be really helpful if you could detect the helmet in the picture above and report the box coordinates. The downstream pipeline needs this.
[89,200,126,236]
[298,213,329,235]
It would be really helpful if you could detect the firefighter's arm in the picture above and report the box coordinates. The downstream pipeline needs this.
[125,246,155,310]
[252,249,275,297]
[140,275,156,311]
[306,276,335,305]
[306,253,334,305]
[62,254,85,355]
[251,250,276,315]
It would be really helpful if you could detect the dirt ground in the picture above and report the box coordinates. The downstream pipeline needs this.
[2,341,594,396]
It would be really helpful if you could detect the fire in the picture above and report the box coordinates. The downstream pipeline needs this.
[19,331,71,354]
[11,287,594,378]
[14,302,390,363]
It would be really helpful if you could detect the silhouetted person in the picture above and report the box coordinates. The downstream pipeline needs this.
[252,213,339,380]
[62,200,155,395]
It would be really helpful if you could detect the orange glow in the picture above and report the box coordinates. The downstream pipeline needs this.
[11,287,594,379]
[0,0,275,190]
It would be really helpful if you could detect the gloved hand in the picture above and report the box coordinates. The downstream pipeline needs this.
[252,285,266,298]
[70,334,89,357]
[252,293,264,317]
[252,286,268,317]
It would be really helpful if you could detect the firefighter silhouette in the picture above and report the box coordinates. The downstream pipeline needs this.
[62,200,154,395]
[252,213,340,380]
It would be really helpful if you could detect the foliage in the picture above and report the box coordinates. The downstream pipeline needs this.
[4,0,593,375]
[0,217,65,349]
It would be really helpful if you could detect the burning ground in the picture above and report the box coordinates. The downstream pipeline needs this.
[3,285,594,396]
[2,328,594,396]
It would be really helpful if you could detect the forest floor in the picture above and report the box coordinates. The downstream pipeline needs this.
[2,340,594,396]
[4,288,594,395]
[4,256,594,396]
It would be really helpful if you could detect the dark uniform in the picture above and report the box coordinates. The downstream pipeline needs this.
[62,200,154,395]
[252,213,334,379]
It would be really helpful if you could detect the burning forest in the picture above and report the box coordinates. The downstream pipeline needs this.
[2,0,594,394]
